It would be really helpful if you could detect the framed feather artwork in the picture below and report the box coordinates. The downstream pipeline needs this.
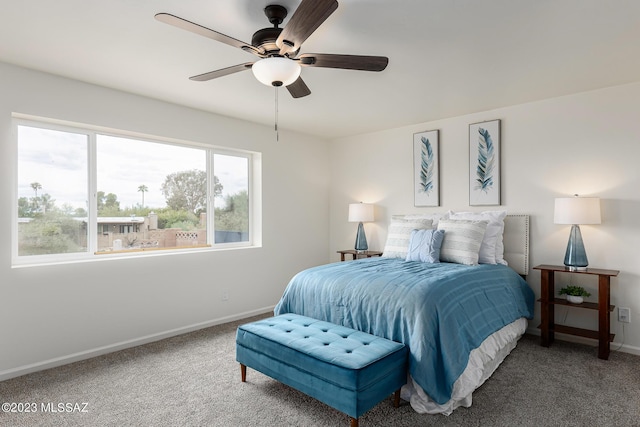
[413,129,439,207]
[469,119,501,206]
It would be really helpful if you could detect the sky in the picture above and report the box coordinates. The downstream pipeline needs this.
[17,125,248,212]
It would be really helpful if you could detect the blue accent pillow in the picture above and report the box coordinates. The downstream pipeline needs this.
[405,229,445,263]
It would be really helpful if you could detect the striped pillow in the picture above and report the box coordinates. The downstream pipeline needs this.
[382,218,433,259]
[446,210,507,265]
[437,219,488,265]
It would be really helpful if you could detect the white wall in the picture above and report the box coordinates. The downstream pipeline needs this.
[329,82,640,354]
[0,62,331,379]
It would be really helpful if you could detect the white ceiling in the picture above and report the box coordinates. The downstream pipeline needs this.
[1,1,639,139]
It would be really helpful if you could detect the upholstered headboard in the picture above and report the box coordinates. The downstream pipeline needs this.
[503,215,529,276]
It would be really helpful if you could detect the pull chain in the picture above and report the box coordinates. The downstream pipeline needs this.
[274,86,279,142]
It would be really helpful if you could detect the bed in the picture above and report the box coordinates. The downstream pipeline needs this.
[274,214,534,415]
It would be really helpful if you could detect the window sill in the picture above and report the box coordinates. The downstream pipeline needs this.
[95,244,212,255]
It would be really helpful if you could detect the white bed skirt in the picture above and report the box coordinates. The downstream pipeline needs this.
[401,317,528,415]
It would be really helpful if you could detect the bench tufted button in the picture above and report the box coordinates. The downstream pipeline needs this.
[304,336,309,339]
[324,343,329,346]
[321,329,328,332]
[363,342,369,345]
[285,330,292,333]
[346,350,352,353]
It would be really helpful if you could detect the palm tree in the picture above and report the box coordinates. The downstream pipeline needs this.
[30,182,43,213]
[138,185,148,207]
[30,182,42,197]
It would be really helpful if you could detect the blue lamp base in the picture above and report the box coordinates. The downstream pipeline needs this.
[354,222,368,252]
[564,224,589,271]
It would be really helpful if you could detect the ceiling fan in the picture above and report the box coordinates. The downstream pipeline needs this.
[155,0,389,98]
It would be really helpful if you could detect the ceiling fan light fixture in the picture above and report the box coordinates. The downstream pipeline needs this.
[252,57,301,87]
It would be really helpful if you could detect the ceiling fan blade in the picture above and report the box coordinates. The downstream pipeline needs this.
[277,0,338,55]
[189,63,254,82]
[298,54,389,71]
[286,77,311,98]
[155,13,264,57]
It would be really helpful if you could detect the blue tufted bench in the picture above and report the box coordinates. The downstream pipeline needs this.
[236,314,408,427]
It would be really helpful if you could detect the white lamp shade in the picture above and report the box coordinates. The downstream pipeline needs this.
[554,197,601,225]
[252,57,301,87]
[348,203,374,223]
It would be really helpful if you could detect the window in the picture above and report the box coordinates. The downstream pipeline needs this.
[213,153,249,244]
[95,134,208,254]
[16,126,89,256]
[14,117,257,265]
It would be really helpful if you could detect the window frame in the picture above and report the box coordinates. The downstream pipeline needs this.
[12,115,259,267]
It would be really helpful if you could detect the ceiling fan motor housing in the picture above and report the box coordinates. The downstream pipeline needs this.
[251,27,282,54]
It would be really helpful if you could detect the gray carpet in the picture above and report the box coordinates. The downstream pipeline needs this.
[1,312,639,427]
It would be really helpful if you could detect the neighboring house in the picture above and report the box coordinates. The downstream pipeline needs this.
[97,216,146,235]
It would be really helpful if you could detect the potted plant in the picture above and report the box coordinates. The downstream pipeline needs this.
[558,285,591,304]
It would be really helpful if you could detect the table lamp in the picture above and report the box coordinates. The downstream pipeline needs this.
[348,203,374,252]
[554,195,601,271]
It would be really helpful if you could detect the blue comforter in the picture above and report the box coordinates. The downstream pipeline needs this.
[274,257,534,404]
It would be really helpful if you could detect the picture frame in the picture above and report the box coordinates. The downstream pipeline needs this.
[413,129,439,207]
[469,119,500,206]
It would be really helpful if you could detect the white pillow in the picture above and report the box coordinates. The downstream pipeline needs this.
[382,218,433,259]
[392,213,444,228]
[445,210,507,265]
[437,219,488,265]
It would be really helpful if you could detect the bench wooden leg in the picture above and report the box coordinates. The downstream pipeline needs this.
[240,364,246,382]
[393,389,401,408]
[349,416,358,427]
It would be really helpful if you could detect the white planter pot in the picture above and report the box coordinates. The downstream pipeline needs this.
[566,295,584,304]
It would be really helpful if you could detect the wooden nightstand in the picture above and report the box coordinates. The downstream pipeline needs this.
[534,264,619,360]
[337,250,383,261]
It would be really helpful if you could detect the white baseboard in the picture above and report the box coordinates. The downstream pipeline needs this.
[525,326,640,356]
[0,306,274,382]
